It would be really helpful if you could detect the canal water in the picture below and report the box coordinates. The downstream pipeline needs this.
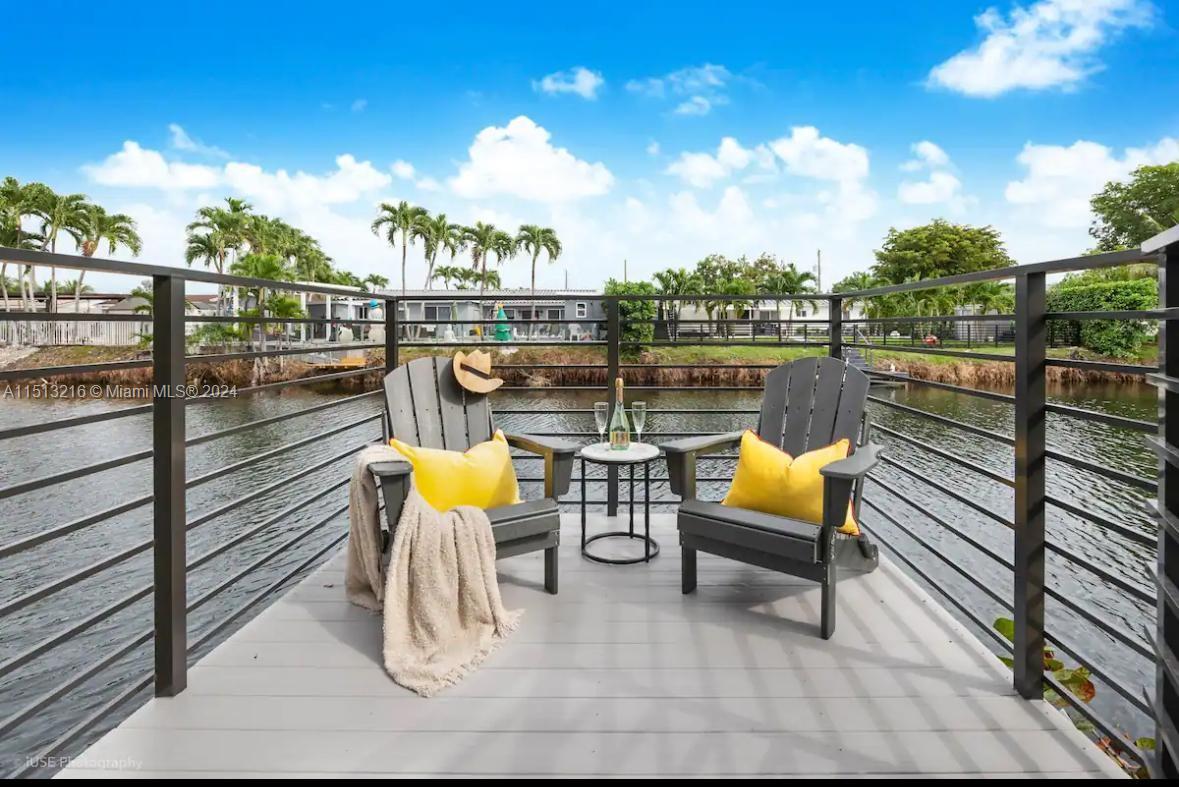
[0,379,1159,769]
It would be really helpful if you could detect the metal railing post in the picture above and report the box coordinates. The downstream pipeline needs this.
[606,298,620,516]
[1154,237,1179,778]
[1013,271,1046,699]
[382,297,398,441]
[152,274,186,696]
[829,296,842,359]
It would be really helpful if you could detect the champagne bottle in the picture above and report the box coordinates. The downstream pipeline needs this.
[609,376,631,450]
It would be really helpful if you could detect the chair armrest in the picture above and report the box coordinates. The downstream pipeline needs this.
[368,460,413,478]
[664,431,744,500]
[662,431,744,457]
[369,461,413,538]
[503,433,577,499]
[819,442,883,480]
[503,433,579,457]
[819,443,883,548]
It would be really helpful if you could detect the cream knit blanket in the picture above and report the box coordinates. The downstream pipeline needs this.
[345,446,521,697]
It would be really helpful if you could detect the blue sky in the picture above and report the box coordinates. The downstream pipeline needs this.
[2,0,1177,291]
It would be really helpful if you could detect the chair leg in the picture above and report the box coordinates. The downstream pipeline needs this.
[544,546,558,595]
[682,547,697,594]
[820,562,836,639]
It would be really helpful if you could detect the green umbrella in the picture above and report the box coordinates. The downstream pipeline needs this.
[494,304,512,342]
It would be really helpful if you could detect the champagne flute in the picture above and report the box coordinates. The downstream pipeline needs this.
[593,401,609,447]
[632,401,647,443]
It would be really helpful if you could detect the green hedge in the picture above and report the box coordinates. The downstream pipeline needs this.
[604,279,657,344]
[1045,278,1157,358]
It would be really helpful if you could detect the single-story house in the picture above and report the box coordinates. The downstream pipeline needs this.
[389,289,605,341]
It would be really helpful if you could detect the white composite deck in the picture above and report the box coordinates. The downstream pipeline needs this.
[60,514,1122,778]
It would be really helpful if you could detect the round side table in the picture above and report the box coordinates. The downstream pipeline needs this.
[578,442,661,564]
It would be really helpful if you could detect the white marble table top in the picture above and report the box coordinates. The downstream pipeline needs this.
[579,442,661,464]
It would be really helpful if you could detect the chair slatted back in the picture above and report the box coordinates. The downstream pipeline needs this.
[757,357,870,454]
[383,356,493,450]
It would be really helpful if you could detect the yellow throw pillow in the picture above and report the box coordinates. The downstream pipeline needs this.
[389,430,521,512]
[721,430,859,535]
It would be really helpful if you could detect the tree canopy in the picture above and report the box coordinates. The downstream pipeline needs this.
[1089,163,1179,252]
[871,220,1013,284]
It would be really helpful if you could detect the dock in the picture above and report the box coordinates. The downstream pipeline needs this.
[58,515,1121,779]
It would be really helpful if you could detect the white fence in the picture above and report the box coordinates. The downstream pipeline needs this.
[0,319,151,347]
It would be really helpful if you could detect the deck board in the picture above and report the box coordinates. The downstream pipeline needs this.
[57,515,1123,778]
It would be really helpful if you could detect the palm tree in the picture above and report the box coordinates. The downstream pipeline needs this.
[831,271,877,318]
[414,213,464,289]
[653,267,702,340]
[189,198,251,257]
[187,198,253,315]
[362,273,390,292]
[265,294,305,349]
[430,265,464,290]
[129,280,155,314]
[71,206,141,311]
[450,267,500,290]
[760,262,818,340]
[230,253,291,354]
[514,225,562,337]
[0,177,42,311]
[462,222,515,301]
[31,188,89,313]
[371,201,428,298]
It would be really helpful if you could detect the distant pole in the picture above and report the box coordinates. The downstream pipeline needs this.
[816,249,822,292]
[624,258,628,283]
[565,268,569,288]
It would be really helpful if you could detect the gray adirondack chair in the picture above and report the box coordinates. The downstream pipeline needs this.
[665,356,882,639]
[369,356,578,594]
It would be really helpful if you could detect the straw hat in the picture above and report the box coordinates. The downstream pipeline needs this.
[453,349,504,394]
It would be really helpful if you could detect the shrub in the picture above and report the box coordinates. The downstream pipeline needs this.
[604,279,657,345]
[1046,278,1157,358]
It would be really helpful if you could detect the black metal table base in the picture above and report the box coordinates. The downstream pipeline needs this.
[580,456,659,564]
[582,531,661,565]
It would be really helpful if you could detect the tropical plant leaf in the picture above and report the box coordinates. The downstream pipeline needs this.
[1055,666,1096,703]
[994,617,1015,643]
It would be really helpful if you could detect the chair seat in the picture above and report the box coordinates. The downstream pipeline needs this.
[485,498,560,543]
[678,499,822,564]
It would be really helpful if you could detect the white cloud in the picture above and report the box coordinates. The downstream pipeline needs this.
[627,63,733,116]
[532,66,605,100]
[351,98,368,112]
[391,160,416,179]
[1004,136,1179,228]
[898,171,964,205]
[674,96,714,116]
[646,141,661,157]
[668,186,759,243]
[901,140,950,171]
[665,137,775,188]
[768,127,877,221]
[222,154,391,211]
[168,124,229,158]
[897,141,968,209]
[448,115,614,202]
[928,0,1155,98]
[83,141,221,190]
[769,126,870,183]
[666,151,728,188]
[83,138,392,215]
[819,180,879,223]
[415,176,442,192]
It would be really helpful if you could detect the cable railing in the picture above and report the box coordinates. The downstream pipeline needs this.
[0,232,1176,777]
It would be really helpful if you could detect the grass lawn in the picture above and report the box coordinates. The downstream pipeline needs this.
[868,341,1157,366]
[637,345,826,364]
